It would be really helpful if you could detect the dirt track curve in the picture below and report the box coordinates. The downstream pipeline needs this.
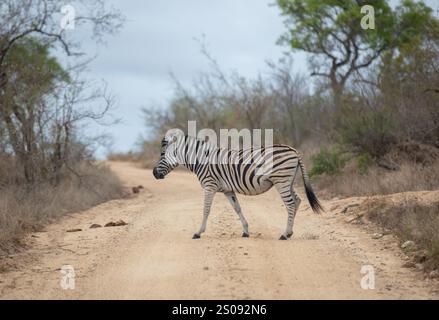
[0,161,437,299]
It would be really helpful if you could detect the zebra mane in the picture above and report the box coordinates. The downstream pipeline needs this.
[183,134,217,149]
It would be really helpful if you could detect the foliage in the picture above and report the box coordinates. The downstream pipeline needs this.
[309,146,350,176]
[0,0,124,185]
[0,0,125,249]
[339,109,396,158]
[276,0,438,112]
[3,38,69,101]
[357,152,374,175]
[138,1,439,185]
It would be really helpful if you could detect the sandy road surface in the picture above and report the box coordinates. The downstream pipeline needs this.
[0,162,437,299]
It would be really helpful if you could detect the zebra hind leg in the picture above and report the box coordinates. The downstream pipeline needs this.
[274,182,297,240]
[225,192,249,237]
[289,190,301,238]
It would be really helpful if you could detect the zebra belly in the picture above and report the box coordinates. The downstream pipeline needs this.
[241,178,273,195]
[219,175,273,195]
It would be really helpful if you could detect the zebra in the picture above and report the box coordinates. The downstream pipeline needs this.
[152,129,323,240]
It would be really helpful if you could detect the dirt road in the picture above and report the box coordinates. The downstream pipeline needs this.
[0,162,437,299]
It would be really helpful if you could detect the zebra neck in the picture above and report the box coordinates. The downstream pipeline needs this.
[177,136,216,173]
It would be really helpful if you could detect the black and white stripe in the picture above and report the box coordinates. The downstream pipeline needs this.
[152,130,323,240]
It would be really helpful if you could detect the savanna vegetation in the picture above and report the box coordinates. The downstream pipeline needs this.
[130,0,439,270]
[365,197,439,271]
[2,0,437,271]
[0,0,126,252]
[138,0,439,198]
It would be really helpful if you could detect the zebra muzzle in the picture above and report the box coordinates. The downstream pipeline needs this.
[153,168,165,180]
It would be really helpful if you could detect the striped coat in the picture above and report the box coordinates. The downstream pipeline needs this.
[153,129,323,240]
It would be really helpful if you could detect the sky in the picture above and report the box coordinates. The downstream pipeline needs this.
[71,0,439,158]
[72,0,301,158]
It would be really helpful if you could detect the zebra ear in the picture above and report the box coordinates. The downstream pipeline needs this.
[165,128,184,143]
[204,136,209,143]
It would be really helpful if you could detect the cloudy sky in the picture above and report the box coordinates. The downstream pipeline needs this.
[73,0,438,158]
[73,0,302,157]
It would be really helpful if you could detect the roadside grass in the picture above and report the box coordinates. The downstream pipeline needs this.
[314,160,439,198]
[107,152,140,163]
[0,162,127,254]
[307,143,439,272]
[364,199,439,271]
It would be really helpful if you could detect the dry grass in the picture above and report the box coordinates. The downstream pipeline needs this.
[315,160,439,199]
[0,162,127,253]
[309,143,439,272]
[139,156,157,169]
[107,152,140,163]
[107,151,157,169]
[364,198,439,271]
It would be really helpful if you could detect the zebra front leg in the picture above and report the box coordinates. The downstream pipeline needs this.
[193,189,216,239]
[225,192,249,237]
[274,182,297,240]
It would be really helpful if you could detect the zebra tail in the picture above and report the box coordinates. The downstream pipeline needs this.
[298,156,324,214]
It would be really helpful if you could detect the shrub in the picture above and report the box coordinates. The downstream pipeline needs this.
[357,152,374,174]
[315,160,439,198]
[310,146,350,176]
[0,162,127,253]
[339,110,396,158]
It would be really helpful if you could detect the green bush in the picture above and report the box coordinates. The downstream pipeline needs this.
[357,152,374,174]
[310,147,350,176]
[339,110,396,158]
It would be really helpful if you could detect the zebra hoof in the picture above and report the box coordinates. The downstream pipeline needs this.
[242,232,249,238]
[279,235,288,240]
[287,233,293,238]
[192,234,201,239]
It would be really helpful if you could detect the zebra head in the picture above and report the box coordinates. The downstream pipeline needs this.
[152,129,183,180]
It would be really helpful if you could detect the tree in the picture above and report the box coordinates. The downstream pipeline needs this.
[0,0,123,100]
[0,38,68,183]
[377,17,439,146]
[276,0,436,114]
[0,0,123,184]
[0,37,116,184]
